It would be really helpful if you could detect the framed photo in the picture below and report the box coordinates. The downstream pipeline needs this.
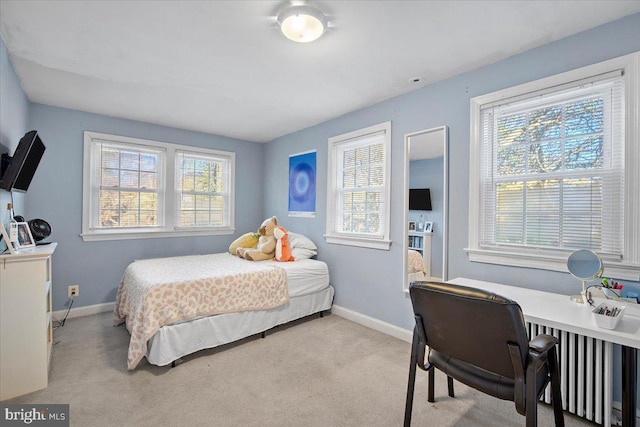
[0,223,16,254]
[16,222,35,248]
[408,221,416,231]
[424,221,434,233]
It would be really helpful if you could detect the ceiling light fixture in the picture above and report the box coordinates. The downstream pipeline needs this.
[277,4,327,43]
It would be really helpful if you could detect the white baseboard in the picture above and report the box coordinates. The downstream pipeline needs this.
[53,301,115,321]
[331,305,413,343]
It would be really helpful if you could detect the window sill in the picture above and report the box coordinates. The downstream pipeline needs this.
[324,234,391,250]
[465,248,640,281]
[81,227,235,242]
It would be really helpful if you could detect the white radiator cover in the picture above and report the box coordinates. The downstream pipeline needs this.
[527,321,613,426]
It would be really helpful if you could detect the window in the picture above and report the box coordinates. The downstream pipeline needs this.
[82,132,235,241]
[467,52,640,280]
[91,141,164,229]
[175,150,231,228]
[326,122,391,250]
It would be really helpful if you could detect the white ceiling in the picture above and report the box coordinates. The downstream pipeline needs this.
[1,1,639,143]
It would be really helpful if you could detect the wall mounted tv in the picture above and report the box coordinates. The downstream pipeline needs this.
[409,188,432,211]
[0,130,46,192]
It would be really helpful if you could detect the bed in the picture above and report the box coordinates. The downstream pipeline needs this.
[407,249,428,283]
[114,233,333,370]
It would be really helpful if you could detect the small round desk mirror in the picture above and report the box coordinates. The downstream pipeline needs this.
[567,249,604,304]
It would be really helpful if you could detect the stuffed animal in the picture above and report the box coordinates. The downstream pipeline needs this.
[273,226,295,262]
[229,232,260,255]
[236,216,278,261]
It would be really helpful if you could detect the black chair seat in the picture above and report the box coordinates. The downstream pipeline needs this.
[429,350,515,401]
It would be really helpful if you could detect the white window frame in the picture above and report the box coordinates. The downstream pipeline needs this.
[82,131,235,241]
[174,149,233,230]
[467,52,640,280]
[325,121,392,250]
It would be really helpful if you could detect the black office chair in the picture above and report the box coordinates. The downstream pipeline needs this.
[404,281,564,427]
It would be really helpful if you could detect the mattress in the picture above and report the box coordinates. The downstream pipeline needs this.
[143,258,333,367]
[260,258,330,298]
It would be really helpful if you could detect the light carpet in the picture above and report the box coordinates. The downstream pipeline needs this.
[5,311,593,426]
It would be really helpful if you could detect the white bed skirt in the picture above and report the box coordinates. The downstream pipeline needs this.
[145,285,335,366]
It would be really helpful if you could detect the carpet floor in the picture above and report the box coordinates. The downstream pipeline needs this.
[5,311,593,426]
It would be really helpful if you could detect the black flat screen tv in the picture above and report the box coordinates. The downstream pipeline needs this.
[0,130,46,192]
[409,188,432,211]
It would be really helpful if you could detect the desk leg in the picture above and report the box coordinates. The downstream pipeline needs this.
[622,346,637,427]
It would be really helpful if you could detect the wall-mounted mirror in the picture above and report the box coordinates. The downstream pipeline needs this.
[403,126,448,292]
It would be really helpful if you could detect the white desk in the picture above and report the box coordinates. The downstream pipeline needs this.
[449,277,640,427]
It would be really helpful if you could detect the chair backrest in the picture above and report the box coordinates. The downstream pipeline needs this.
[409,281,530,379]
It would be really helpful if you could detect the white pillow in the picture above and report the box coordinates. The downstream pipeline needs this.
[288,232,318,259]
[288,232,317,250]
[291,247,317,260]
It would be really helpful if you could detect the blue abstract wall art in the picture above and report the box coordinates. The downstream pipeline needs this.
[288,150,316,217]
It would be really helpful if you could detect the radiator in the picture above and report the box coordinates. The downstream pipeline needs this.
[526,321,613,426]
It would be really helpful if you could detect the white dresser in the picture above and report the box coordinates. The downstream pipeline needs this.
[0,243,57,401]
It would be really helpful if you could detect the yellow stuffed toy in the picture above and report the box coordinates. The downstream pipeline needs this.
[236,216,279,261]
[229,232,259,255]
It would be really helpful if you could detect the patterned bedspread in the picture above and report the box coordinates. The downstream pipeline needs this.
[408,249,426,273]
[114,253,288,370]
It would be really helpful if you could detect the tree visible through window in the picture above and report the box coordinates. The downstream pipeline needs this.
[468,53,640,279]
[326,121,392,250]
[98,144,161,228]
[176,152,227,227]
[339,142,384,234]
[491,94,610,250]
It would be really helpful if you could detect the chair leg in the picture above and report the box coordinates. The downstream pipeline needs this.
[447,376,455,398]
[404,330,420,427]
[525,363,538,427]
[428,368,435,403]
[548,347,565,426]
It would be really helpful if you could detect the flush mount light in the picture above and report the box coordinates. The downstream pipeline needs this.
[277,4,327,43]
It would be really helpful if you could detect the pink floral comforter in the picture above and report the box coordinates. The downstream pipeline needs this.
[114,253,288,370]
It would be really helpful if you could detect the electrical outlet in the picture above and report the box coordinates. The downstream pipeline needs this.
[68,285,79,298]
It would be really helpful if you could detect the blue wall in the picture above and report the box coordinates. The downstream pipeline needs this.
[264,12,640,331]
[409,158,444,278]
[27,104,265,311]
[263,14,640,404]
[0,37,29,227]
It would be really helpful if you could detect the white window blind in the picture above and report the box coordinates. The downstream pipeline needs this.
[91,140,165,230]
[326,122,391,250]
[335,131,386,237]
[479,74,625,257]
[175,151,230,228]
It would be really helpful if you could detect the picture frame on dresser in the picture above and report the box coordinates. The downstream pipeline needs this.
[0,223,16,254]
[16,222,35,248]
[408,221,416,231]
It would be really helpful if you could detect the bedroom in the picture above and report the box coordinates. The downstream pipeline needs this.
[1,1,639,426]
